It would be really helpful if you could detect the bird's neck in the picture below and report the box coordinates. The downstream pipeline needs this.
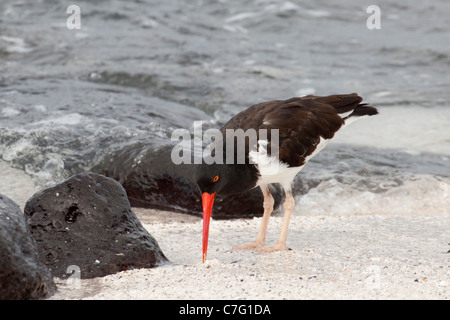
[220,163,259,195]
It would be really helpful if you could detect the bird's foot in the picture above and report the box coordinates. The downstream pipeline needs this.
[231,240,264,251]
[259,242,289,253]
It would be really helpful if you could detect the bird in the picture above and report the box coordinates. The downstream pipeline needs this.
[195,93,378,262]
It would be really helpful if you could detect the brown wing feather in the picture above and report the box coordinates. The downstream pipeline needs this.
[221,93,375,167]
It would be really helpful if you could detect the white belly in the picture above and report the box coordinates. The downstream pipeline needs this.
[249,137,329,190]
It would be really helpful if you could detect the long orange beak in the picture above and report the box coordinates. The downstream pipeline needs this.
[202,192,215,263]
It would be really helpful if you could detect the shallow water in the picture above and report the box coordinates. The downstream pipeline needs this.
[0,0,449,215]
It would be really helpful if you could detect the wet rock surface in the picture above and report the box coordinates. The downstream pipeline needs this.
[0,194,56,299]
[24,172,168,279]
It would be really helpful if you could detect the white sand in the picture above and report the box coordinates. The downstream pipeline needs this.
[50,208,450,300]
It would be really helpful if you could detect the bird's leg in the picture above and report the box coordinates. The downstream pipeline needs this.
[231,186,274,251]
[260,189,294,253]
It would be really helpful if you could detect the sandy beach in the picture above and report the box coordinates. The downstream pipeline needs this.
[48,208,449,300]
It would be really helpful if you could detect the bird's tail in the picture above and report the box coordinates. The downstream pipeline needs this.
[315,93,378,120]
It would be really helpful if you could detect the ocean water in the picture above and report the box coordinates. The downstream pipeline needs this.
[0,0,449,215]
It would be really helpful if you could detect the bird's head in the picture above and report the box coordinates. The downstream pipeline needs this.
[194,163,228,263]
[194,162,257,263]
[195,163,229,195]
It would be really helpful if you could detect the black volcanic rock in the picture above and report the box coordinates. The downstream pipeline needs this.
[24,172,168,279]
[92,144,284,219]
[0,194,56,299]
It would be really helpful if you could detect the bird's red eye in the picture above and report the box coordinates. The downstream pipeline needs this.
[212,175,219,183]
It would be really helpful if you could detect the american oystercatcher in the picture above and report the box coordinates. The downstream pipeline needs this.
[195,93,378,262]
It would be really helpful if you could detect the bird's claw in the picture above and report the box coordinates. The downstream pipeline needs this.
[259,242,289,253]
[231,241,264,251]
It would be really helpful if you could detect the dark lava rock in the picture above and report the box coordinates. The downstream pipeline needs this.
[24,172,168,279]
[0,194,56,300]
[92,143,284,219]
